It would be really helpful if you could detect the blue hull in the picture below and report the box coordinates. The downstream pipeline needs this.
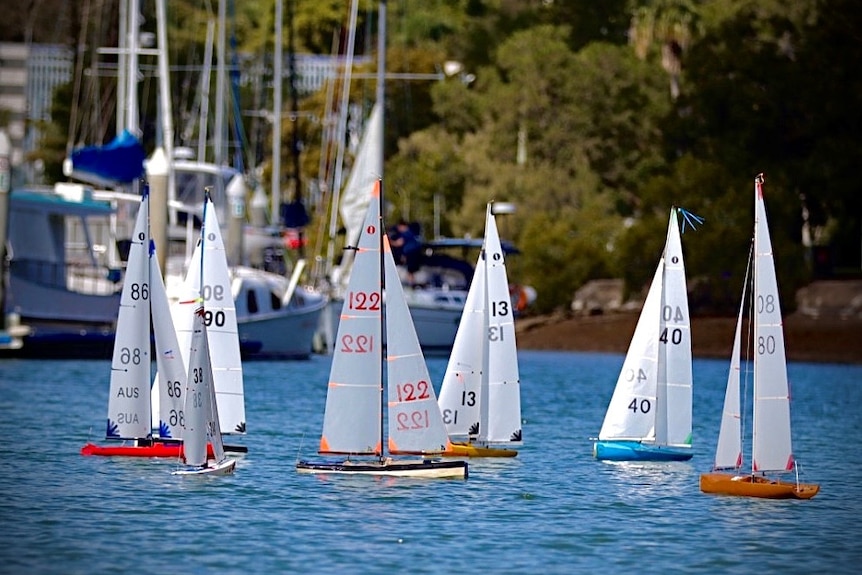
[593,440,692,462]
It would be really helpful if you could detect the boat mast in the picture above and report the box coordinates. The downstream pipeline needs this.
[479,204,491,443]
[272,0,283,219]
[377,0,387,459]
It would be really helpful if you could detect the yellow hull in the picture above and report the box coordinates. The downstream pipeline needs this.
[441,442,518,458]
[700,472,819,499]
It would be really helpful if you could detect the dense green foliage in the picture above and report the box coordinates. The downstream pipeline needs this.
[8,0,861,314]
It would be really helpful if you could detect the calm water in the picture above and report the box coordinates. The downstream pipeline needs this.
[1,351,860,574]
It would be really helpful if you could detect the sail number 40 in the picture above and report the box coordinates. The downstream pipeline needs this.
[628,398,651,414]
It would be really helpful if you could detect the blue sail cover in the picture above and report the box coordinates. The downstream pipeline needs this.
[67,130,145,186]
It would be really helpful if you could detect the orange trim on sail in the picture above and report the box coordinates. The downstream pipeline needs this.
[319,436,330,452]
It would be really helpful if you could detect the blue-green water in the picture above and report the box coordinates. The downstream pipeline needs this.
[1,351,860,574]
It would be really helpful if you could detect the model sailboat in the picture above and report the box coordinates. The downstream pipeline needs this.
[152,190,247,454]
[296,180,467,478]
[82,187,193,457]
[173,198,236,476]
[594,207,693,462]
[437,203,522,457]
[700,174,818,499]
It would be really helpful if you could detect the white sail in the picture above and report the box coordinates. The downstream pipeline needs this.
[200,199,245,434]
[598,260,663,442]
[182,303,210,467]
[179,207,229,471]
[656,209,692,447]
[106,191,152,440]
[713,276,746,470]
[202,314,227,464]
[340,105,383,255]
[384,235,449,454]
[484,206,523,444]
[752,177,794,472]
[333,103,383,292]
[438,242,486,439]
[319,180,383,455]
[150,249,187,440]
[155,238,201,433]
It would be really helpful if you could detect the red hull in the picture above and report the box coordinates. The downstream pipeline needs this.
[80,442,215,458]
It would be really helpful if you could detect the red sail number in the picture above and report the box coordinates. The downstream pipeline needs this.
[396,410,430,431]
[395,380,430,402]
[348,291,381,311]
[339,334,374,353]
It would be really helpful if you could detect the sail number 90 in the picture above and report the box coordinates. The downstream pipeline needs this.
[201,284,224,302]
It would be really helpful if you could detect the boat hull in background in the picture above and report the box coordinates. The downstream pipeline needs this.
[237,299,327,359]
[441,442,518,458]
[80,441,247,457]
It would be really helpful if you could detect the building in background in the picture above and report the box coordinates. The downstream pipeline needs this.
[0,42,73,187]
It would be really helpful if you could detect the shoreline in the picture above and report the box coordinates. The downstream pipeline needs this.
[515,311,862,365]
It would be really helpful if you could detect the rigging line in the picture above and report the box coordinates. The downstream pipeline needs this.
[741,236,754,472]
[677,206,704,233]
[67,0,93,153]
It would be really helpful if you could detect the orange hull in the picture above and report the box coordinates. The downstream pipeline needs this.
[700,472,819,499]
[440,442,518,458]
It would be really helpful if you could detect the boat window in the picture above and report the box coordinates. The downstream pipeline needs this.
[247,289,259,314]
[270,291,281,311]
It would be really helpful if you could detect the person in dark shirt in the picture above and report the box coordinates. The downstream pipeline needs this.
[389,219,422,285]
